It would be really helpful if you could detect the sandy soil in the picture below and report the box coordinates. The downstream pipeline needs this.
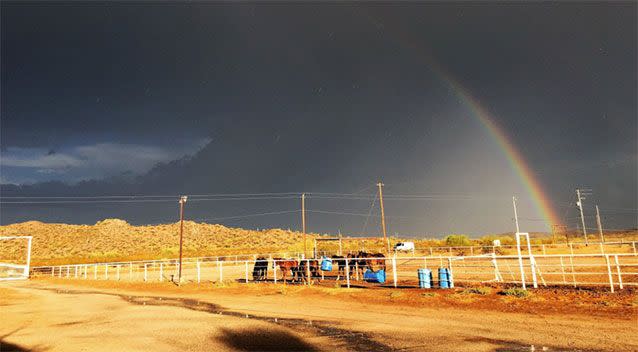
[1,278,637,351]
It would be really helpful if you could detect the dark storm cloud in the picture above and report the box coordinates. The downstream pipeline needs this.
[1,2,636,234]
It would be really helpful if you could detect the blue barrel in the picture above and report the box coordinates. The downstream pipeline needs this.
[363,269,386,283]
[438,267,450,288]
[320,257,332,271]
[418,268,432,289]
[376,270,386,284]
[364,269,377,282]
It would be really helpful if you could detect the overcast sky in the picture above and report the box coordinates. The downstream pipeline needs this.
[1,2,636,236]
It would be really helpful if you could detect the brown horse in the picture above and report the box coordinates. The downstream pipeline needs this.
[347,252,366,281]
[298,259,320,284]
[367,252,387,271]
[332,255,347,281]
[272,258,299,284]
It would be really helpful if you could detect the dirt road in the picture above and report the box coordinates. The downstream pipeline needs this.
[1,279,637,351]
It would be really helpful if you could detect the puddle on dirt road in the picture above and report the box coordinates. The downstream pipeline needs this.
[458,337,598,352]
[34,287,392,352]
[28,287,579,352]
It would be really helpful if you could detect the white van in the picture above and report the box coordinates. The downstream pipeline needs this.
[394,241,415,252]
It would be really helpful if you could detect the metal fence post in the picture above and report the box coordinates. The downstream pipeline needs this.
[559,256,566,284]
[392,255,397,288]
[219,260,223,283]
[93,265,97,280]
[245,261,249,283]
[104,265,108,280]
[273,259,277,285]
[516,234,526,290]
[604,255,614,293]
[524,234,538,289]
[345,257,350,288]
[74,265,78,278]
[116,265,120,281]
[160,263,163,282]
[144,264,147,282]
[448,258,454,288]
[51,266,54,277]
[197,260,201,284]
[614,255,623,290]
[632,242,637,256]
[491,253,502,282]
[569,255,576,287]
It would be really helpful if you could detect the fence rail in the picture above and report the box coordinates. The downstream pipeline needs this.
[31,251,638,292]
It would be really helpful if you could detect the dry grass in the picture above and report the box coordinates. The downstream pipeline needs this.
[0,219,316,265]
[2,219,636,267]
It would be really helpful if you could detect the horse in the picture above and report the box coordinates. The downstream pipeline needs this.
[332,255,347,281]
[252,256,268,281]
[272,258,299,284]
[298,259,320,284]
[366,252,387,271]
[348,252,369,281]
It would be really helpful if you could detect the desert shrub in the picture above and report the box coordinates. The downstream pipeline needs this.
[462,287,492,295]
[479,234,515,246]
[499,288,529,298]
[455,249,468,256]
[444,234,471,247]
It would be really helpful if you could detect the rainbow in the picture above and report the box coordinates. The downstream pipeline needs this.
[444,74,563,229]
[367,13,562,229]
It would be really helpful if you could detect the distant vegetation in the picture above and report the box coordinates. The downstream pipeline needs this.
[0,219,315,266]
[1,219,636,266]
[443,234,471,247]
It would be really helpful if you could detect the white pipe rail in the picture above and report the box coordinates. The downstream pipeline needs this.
[32,252,638,292]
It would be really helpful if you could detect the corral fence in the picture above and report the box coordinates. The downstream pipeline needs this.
[32,250,638,293]
[409,240,638,258]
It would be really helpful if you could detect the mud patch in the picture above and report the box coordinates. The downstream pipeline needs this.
[34,287,393,352]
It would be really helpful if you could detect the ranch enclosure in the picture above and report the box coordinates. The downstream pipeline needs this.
[1,218,637,266]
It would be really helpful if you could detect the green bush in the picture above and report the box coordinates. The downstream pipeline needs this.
[444,234,471,247]
[499,288,529,298]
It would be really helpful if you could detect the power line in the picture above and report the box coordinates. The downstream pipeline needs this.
[1,192,302,199]
[305,209,412,219]
[361,192,378,235]
[194,210,300,222]
[0,195,301,204]
[0,199,179,204]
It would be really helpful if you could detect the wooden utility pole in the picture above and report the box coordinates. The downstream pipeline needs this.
[377,182,388,253]
[596,205,605,243]
[177,195,188,284]
[302,193,306,258]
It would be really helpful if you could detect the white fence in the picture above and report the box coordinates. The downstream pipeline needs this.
[32,251,638,292]
[0,236,32,281]
[411,240,638,257]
